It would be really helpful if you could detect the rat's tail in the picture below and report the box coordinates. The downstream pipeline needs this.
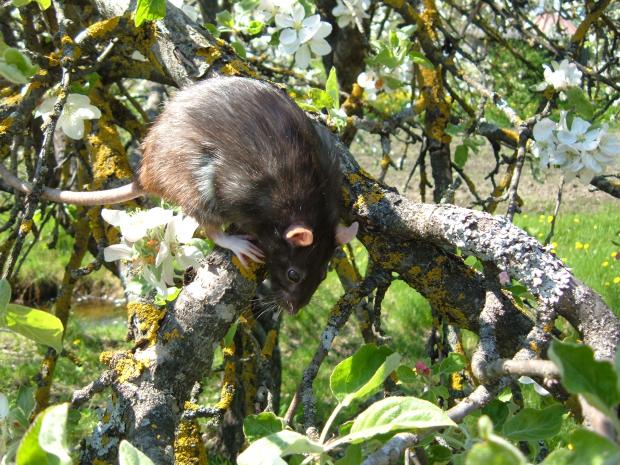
[0,163,143,206]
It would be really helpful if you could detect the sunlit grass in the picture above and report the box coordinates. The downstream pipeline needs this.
[513,203,620,313]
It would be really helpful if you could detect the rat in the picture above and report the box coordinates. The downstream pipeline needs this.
[0,76,358,313]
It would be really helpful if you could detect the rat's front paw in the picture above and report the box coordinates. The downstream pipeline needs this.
[212,233,265,268]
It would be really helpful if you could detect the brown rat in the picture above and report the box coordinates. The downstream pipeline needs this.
[1,76,357,313]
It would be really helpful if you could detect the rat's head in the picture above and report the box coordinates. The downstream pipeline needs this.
[259,222,358,314]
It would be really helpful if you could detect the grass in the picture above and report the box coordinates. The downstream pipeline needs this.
[513,203,620,313]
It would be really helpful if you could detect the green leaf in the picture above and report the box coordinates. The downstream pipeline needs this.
[396,365,417,383]
[231,42,247,58]
[454,144,469,169]
[481,399,510,430]
[16,385,35,421]
[326,67,340,111]
[243,412,284,443]
[247,20,265,36]
[565,428,620,465]
[5,303,64,352]
[427,444,452,464]
[0,278,11,314]
[135,0,166,27]
[16,403,71,465]
[548,341,620,414]
[119,440,156,465]
[541,449,571,465]
[0,62,28,84]
[502,404,565,441]
[330,344,400,406]
[334,444,362,465]
[433,353,467,376]
[307,88,333,110]
[39,403,71,465]
[465,440,527,465]
[222,320,238,347]
[15,409,49,465]
[336,396,456,445]
[204,23,220,37]
[3,48,37,77]
[237,430,324,465]
[12,0,32,6]
[216,10,234,28]
[410,51,433,69]
[565,87,594,120]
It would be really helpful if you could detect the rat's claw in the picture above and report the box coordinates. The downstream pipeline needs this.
[210,231,265,267]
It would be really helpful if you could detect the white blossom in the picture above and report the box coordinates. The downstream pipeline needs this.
[103,241,134,262]
[35,93,102,140]
[275,4,332,68]
[532,113,620,182]
[101,207,174,243]
[331,0,370,28]
[256,0,295,22]
[155,214,203,286]
[542,59,581,91]
[357,70,383,99]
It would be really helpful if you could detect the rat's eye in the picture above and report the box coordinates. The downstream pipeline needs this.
[287,268,301,283]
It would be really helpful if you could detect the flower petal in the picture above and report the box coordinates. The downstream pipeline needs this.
[279,28,298,45]
[309,38,331,56]
[175,215,199,243]
[72,104,102,120]
[101,208,129,227]
[156,241,170,267]
[533,118,556,142]
[314,21,332,39]
[34,97,56,119]
[103,243,134,262]
[61,116,85,140]
[291,3,305,22]
[295,44,311,68]
[275,13,294,28]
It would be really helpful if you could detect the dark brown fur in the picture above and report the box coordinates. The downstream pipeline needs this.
[139,77,342,311]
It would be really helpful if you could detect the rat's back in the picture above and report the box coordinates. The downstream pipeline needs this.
[139,77,341,235]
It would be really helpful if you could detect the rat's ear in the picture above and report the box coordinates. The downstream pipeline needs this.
[285,224,314,247]
[335,222,358,245]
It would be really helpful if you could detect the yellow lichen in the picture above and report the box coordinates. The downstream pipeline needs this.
[183,401,200,411]
[86,17,121,40]
[117,353,147,383]
[450,372,463,391]
[175,419,207,465]
[353,190,385,211]
[233,256,260,280]
[163,328,181,342]
[215,361,236,410]
[197,46,222,64]
[19,220,32,235]
[128,302,166,345]
[261,329,278,358]
[0,116,14,136]
[220,59,255,77]
[2,93,22,107]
